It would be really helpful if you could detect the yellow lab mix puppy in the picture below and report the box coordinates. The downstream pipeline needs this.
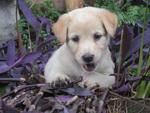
[44,7,118,88]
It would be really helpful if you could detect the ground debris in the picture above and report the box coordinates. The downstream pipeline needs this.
[1,83,149,113]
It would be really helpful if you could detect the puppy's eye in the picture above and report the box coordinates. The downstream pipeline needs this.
[71,35,79,43]
[94,33,102,41]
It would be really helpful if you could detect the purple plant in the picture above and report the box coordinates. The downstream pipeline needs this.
[0,0,150,112]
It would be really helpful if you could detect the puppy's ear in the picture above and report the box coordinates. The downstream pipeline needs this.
[52,14,71,43]
[99,9,118,37]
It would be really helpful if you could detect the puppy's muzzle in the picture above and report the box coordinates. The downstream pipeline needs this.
[82,53,94,63]
[82,54,96,72]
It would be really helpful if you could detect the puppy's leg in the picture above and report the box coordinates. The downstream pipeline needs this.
[81,72,115,88]
[44,44,73,86]
[45,71,71,87]
[45,72,69,83]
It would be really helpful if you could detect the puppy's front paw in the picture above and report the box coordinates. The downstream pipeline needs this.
[51,78,71,88]
[45,73,70,88]
[81,79,99,89]
[81,74,115,88]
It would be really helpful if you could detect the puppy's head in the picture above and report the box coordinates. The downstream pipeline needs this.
[53,7,118,72]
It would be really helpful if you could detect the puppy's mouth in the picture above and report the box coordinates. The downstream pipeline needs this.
[83,63,96,72]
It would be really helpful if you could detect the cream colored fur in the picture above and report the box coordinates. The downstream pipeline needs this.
[44,7,118,88]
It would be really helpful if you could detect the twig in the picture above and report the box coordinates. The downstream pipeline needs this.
[29,91,44,111]
[1,91,14,99]
[0,78,25,82]
[66,95,78,105]
[98,89,109,113]
[1,83,50,99]
[109,91,150,110]
[16,0,24,56]
[27,23,33,52]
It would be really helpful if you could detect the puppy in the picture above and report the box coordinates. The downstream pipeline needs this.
[44,7,118,88]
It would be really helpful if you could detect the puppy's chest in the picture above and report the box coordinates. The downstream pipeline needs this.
[66,62,83,77]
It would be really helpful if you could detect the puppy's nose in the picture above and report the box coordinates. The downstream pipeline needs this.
[82,54,94,63]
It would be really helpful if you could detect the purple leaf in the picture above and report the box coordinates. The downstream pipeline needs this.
[117,24,132,72]
[64,107,71,113]
[127,76,142,81]
[38,17,52,34]
[121,24,132,62]
[126,28,150,58]
[37,36,56,50]
[38,17,51,24]
[18,0,40,34]
[0,62,12,74]
[114,84,131,93]
[11,74,23,78]
[56,95,74,102]
[0,57,23,74]
[10,67,24,78]
[7,40,16,66]
[62,87,92,96]
[0,51,41,74]
[20,51,42,64]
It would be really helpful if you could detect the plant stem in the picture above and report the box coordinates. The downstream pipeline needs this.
[143,80,150,98]
[135,3,149,98]
[142,56,150,98]
[135,26,145,97]
[117,26,124,86]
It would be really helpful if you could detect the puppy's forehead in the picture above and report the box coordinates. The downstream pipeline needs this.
[69,8,98,22]
[68,14,104,35]
[73,13,93,22]
[66,7,109,35]
[68,7,100,16]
